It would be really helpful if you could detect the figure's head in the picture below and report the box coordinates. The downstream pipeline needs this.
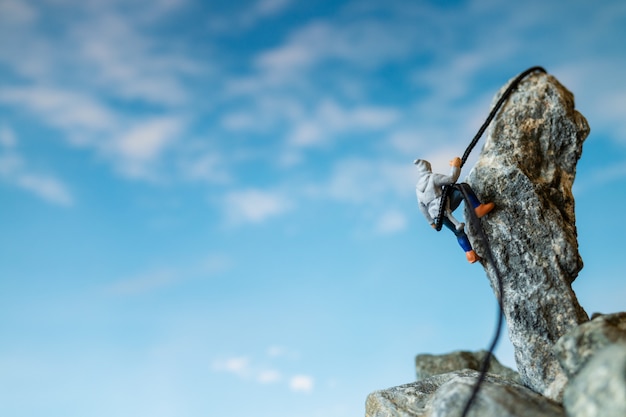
[413,159,432,174]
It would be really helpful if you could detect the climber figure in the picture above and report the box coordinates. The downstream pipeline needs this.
[414,157,494,263]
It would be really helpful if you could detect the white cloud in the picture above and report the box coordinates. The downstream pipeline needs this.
[105,253,232,296]
[375,210,408,234]
[289,375,314,393]
[574,160,626,194]
[0,126,74,206]
[254,0,292,17]
[267,345,288,357]
[0,0,38,25]
[212,346,314,392]
[180,152,231,184]
[288,99,400,148]
[223,189,293,225]
[0,153,22,176]
[106,268,177,296]
[0,86,116,135]
[317,158,413,204]
[257,369,282,384]
[212,356,251,378]
[254,19,418,74]
[15,173,74,207]
[0,124,17,148]
[115,117,184,161]
[209,0,293,32]
[266,345,300,360]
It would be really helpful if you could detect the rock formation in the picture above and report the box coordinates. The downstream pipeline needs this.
[366,369,564,417]
[562,344,626,417]
[466,70,590,400]
[415,350,521,384]
[553,312,626,378]
[366,70,626,416]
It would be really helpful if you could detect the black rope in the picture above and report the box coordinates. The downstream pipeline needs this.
[456,184,505,417]
[429,66,547,416]
[434,66,546,232]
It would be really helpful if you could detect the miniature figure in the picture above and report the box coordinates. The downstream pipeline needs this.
[414,157,494,263]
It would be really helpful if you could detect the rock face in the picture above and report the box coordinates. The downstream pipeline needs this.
[366,369,565,417]
[466,71,590,400]
[555,313,626,416]
[415,350,521,384]
[554,312,626,378]
[562,344,626,417]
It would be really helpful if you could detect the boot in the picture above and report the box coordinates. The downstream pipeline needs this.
[466,250,479,264]
[475,202,495,218]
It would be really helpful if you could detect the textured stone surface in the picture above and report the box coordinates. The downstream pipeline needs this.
[466,71,590,400]
[554,311,626,378]
[365,370,564,417]
[563,344,626,417]
[415,350,520,383]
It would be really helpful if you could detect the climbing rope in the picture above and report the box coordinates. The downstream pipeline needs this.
[457,183,505,417]
[430,66,547,417]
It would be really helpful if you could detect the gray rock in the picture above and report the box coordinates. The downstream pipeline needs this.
[554,311,626,378]
[365,370,564,417]
[416,350,521,383]
[466,71,590,400]
[563,344,626,417]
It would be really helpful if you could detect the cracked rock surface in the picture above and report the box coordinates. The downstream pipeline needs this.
[467,71,590,400]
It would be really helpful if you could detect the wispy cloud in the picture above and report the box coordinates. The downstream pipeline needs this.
[574,161,626,194]
[212,356,251,378]
[254,18,419,74]
[208,0,293,32]
[287,99,400,148]
[314,158,412,204]
[212,346,315,393]
[375,209,408,235]
[105,253,232,296]
[15,174,74,207]
[70,12,199,106]
[0,86,116,136]
[105,268,178,296]
[0,0,37,24]
[257,369,283,384]
[0,125,74,206]
[289,374,314,393]
[0,124,17,147]
[222,189,293,225]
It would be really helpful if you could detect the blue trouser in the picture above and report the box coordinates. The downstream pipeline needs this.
[442,183,482,252]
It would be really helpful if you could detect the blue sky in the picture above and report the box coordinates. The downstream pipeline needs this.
[1,0,625,416]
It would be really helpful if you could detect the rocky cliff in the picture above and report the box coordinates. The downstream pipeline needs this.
[467,70,589,400]
[366,71,626,417]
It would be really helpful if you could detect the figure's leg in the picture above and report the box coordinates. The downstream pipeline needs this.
[456,183,480,208]
[443,193,464,230]
[445,211,464,231]
[448,189,464,211]
[443,217,479,263]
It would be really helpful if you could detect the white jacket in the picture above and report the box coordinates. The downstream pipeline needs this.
[415,160,460,224]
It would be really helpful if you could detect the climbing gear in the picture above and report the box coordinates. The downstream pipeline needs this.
[429,66,547,417]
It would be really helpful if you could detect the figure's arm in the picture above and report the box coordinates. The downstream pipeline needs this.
[416,194,434,226]
[432,157,461,187]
